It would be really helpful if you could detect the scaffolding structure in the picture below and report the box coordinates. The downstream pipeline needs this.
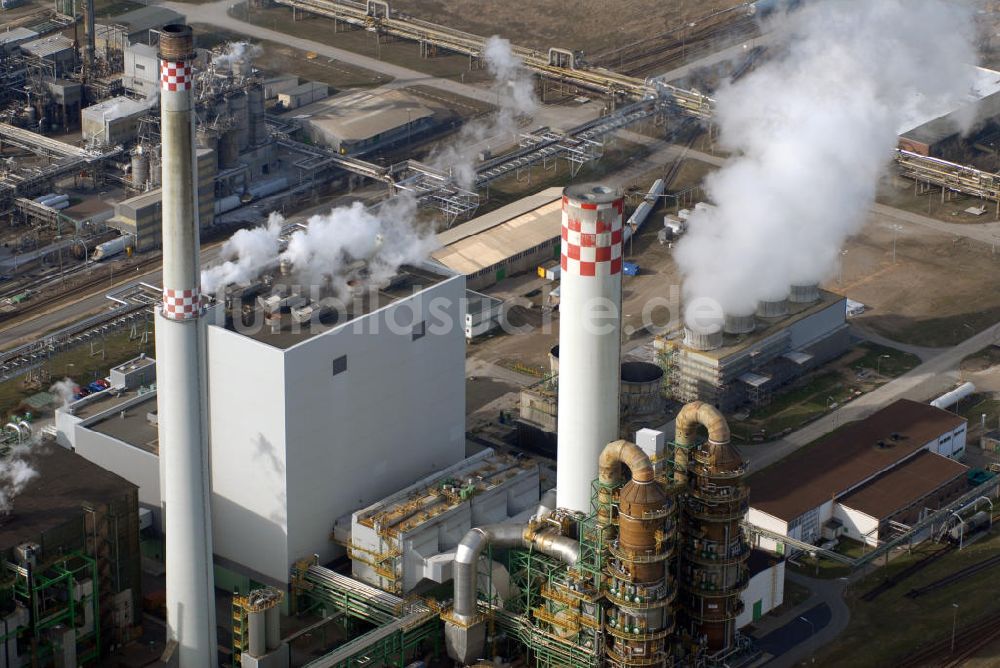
[6,551,101,664]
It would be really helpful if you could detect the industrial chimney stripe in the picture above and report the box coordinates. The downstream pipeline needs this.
[160,61,192,91]
[560,196,624,277]
[162,288,203,320]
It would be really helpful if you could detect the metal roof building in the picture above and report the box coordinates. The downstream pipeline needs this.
[748,399,969,549]
[432,187,563,290]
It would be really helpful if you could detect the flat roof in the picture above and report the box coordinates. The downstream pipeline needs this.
[224,265,451,350]
[432,189,563,275]
[0,27,38,46]
[838,450,967,520]
[86,394,159,454]
[898,66,1000,136]
[683,290,845,362]
[749,399,967,523]
[82,95,150,119]
[0,445,137,552]
[21,35,73,58]
[286,88,434,142]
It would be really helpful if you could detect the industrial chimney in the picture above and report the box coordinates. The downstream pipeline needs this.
[555,184,624,513]
[153,24,219,667]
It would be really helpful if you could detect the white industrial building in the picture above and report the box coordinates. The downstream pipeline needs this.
[57,263,467,587]
[206,263,467,585]
[736,551,785,628]
[341,449,541,594]
[748,399,969,551]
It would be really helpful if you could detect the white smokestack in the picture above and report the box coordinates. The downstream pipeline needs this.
[555,184,624,514]
[154,24,219,668]
[676,0,976,320]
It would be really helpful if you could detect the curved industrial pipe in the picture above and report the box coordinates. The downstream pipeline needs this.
[452,523,580,625]
[533,488,558,521]
[674,401,731,484]
[597,439,655,525]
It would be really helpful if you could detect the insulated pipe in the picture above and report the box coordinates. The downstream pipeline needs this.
[673,401,730,485]
[533,488,558,521]
[154,24,219,668]
[452,524,580,625]
[265,605,280,651]
[598,439,655,526]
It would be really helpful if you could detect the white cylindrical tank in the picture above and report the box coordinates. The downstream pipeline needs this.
[930,382,975,410]
[556,183,624,514]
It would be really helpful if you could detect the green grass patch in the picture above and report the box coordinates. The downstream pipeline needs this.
[852,341,920,378]
[813,529,1000,666]
[0,326,154,420]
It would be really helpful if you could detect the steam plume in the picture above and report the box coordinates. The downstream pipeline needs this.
[429,35,538,188]
[200,195,437,294]
[0,446,38,515]
[49,378,76,408]
[212,41,262,71]
[280,195,437,292]
[201,214,282,294]
[676,0,976,325]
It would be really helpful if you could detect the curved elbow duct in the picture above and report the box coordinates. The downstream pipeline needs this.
[598,439,655,525]
[452,523,579,625]
[533,488,558,521]
[674,401,731,484]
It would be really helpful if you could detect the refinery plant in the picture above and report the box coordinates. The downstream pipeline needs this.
[0,0,998,667]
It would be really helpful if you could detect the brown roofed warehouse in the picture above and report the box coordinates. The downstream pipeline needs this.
[747,399,968,551]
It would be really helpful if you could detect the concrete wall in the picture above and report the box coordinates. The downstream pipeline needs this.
[74,426,162,529]
[282,273,467,574]
[206,272,466,584]
[931,423,967,458]
[788,298,847,350]
[737,559,785,628]
[206,326,290,584]
[746,508,788,554]
[833,504,879,546]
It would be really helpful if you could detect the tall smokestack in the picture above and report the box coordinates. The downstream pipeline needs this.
[556,184,623,513]
[154,25,219,667]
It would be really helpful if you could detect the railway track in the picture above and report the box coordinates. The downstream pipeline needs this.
[901,613,1000,667]
[859,543,956,602]
[905,552,1000,599]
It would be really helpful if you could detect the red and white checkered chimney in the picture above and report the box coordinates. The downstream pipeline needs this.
[154,24,219,668]
[555,184,624,513]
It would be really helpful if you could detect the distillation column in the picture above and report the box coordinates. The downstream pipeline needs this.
[600,441,676,668]
[154,24,219,667]
[674,402,749,652]
[556,184,624,513]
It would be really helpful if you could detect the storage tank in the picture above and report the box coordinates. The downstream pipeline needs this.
[248,84,266,146]
[620,362,664,418]
[92,236,129,261]
[930,382,975,410]
[228,92,249,152]
[219,130,239,169]
[756,297,789,318]
[131,149,149,190]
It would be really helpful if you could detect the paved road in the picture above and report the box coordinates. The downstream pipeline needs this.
[159,0,599,132]
[750,571,851,666]
[739,321,1000,472]
[872,202,1000,247]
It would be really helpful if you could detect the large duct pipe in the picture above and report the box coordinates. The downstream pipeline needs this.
[673,401,731,485]
[447,523,579,663]
[154,25,219,668]
[597,439,655,526]
[556,184,624,514]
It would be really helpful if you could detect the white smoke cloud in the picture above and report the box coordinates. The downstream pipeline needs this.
[49,377,76,408]
[201,214,283,294]
[675,0,976,323]
[0,446,38,515]
[212,41,262,72]
[428,35,538,189]
[200,195,437,294]
[280,195,437,292]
